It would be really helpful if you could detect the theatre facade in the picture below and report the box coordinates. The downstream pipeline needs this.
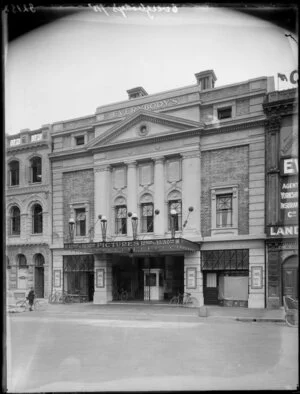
[48,70,274,308]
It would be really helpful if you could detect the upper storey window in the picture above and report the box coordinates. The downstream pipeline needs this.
[216,194,233,228]
[217,107,232,120]
[115,205,127,235]
[32,204,43,234]
[30,157,42,183]
[9,160,19,186]
[10,206,20,235]
[75,136,85,146]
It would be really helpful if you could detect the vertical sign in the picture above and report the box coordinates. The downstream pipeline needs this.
[96,269,105,288]
[54,270,61,287]
[251,266,263,289]
[186,267,197,289]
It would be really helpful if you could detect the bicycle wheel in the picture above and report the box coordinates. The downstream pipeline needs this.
[286,311,298,327]
[16,300,27,309]
[169,296,179,304]
[121,291,128,301]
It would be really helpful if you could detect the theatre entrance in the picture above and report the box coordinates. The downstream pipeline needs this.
[112,255,184,302]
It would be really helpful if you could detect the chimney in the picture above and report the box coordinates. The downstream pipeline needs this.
[127,86,148,100]
[195,70,217,91]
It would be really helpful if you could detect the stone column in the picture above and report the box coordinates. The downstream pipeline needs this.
[94,254,112,304]
[181,150,201,237]
[153,156,165,236]
[184,251,203,306]
[94,165,111,241]
[125,161,137,237]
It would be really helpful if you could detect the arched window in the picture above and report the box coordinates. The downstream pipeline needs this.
[32,204,43,234]
[140,194,154,233]
[6,256,10,268]
[9,160,20,186]
[30,157,42,183]
[115,205,127,234]
[18,254,27,267]
[34,253,45,267]
[10,206,20,235]
[168,199,182,231]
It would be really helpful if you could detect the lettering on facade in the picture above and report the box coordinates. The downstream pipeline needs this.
[280,176,298,221]
[280,158,299,176]
[269,225,298,237]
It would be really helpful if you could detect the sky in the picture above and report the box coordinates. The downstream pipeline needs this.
[4,5,298,135]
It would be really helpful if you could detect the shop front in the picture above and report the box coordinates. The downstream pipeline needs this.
[64,237,201,305]
[201,249,249,307]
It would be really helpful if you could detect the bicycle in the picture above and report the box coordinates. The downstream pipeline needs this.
[284,296,299,328]
[170,292,199,307]
[48,290,72,304]
[16,298,46,311]
[113,288,129,301]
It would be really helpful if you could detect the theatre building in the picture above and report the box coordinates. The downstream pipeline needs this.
[6,126,52,301]
[49,70,274,307]
[263,88,298,308]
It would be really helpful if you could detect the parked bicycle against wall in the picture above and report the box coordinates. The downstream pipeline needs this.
[113,288,129,301]
[16,298,46,311]
[170,292,199,307]
[48,290,72,304]
[284,296,299,327]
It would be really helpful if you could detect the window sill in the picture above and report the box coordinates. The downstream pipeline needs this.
[30,233,43,236]
[8,185,20,188]
[28,181,42,185]
[211,227,238,236]
[8,234,21,238]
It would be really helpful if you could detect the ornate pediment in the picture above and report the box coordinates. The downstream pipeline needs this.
[87,109,202,149]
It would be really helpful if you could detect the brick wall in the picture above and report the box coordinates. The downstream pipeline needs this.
[63,169,94,241]
[201,145,249,236]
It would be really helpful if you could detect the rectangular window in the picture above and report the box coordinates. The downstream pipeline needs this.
[141,203,154,233]
[10,162,19,186]
[75,208,86,236]
[115,205,127,235]
[75,136,85,146]
[216,194,233,228]
[168,200,182,231]
[217,107,232,120]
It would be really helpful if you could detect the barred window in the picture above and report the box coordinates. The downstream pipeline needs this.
[9,161,19,186]
[115,205,127,235]
[168,200,182,231]
[75,208,86,236]
[10,206,20,235]
[141,203,154,233]
[216,194,232,227]
[32,204,43,234]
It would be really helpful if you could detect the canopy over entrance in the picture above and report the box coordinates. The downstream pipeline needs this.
[64,238,200,255]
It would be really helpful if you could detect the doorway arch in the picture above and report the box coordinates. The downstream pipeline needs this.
[34,254,45,298]
[282,255,298,301]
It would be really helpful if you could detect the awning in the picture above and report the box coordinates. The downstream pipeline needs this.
[64,238,200,255]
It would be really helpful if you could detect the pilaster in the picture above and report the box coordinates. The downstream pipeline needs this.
[125,161,137,237]
[94,165,111,241]
[184,251,203,306]
[94,254,112,304]
[153,156,165,236]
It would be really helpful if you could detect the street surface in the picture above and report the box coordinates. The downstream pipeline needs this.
[5,304,299,392]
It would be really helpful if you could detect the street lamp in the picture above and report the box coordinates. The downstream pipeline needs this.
[68,218,75,242]
[100,215,107,242]
[170,208,177,238]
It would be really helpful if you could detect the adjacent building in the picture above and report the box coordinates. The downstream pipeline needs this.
[263,88,298,308]
[6,126,52,302]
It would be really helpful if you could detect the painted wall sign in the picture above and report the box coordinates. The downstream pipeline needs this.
[268,225,298,237]
[251,266,263,289]
[54,270,61,287]
[96,269,105,288]
[280,176,298,222]
[186,267,197,289]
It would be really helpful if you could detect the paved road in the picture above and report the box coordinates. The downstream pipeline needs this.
[6,307,298,392]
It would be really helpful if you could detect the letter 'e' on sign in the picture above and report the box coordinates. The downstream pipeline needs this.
[281,158,299,175]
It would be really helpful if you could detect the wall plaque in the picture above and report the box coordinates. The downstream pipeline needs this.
[96,269,105,288]
[54,270,61,288]
[186,267,197,289]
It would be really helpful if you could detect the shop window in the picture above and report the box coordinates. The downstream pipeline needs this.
[10,206,20,235]
[115,205,127,234]
[75,208,86,236]
[217,107,232,120]
[9,160,20,186]
[168,200,182,231]
[30,157,42,183]
[216,194,233,228]
[141,203,154,233]
[32,204,43,234]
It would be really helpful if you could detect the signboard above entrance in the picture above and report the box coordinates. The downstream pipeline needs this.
[64,238,200,254]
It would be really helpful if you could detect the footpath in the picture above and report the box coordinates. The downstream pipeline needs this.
[7,300,286,324]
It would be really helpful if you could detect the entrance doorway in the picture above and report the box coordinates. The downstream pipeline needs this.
[203,272,218,305]
[282,255,298,300]
[34,254,45,298]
